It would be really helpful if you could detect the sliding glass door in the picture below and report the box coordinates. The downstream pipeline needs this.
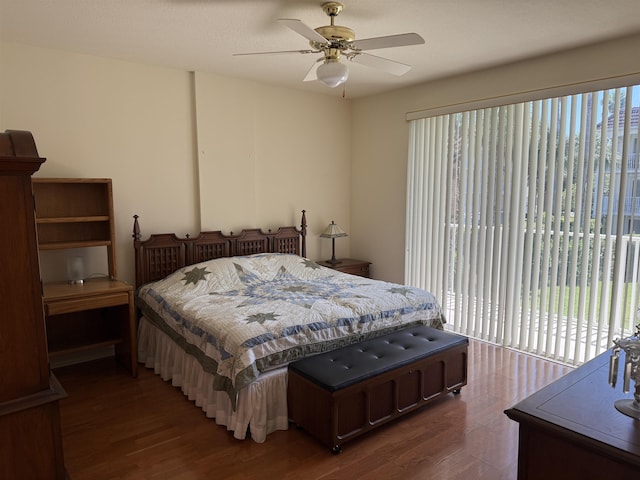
[406,85,640,365]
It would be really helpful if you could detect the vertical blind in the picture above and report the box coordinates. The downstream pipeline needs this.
[406,85,640,366]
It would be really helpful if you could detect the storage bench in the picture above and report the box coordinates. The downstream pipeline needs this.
[287,324,468,453]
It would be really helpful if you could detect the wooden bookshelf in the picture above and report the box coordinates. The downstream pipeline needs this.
[32,178,136,376]
[33,178,117,277]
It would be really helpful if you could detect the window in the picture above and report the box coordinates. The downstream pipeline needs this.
[406,85,640,366]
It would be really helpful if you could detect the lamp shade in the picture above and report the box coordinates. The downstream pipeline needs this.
[320,221,348,238]
[316,59,349,88]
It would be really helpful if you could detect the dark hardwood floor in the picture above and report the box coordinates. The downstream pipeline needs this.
[54,339,571,480]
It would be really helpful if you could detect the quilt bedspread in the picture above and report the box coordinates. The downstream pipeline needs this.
[135,253,444,406]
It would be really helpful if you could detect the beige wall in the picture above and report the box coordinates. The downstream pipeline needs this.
[193,71,351,260]
[1,43,198,285]
[351,32,640,283]
[3,33,640,288]
[0,43,351,285]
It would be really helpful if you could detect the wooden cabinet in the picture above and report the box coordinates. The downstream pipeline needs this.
[33,178,137,376]
[0,130,66,479]
[318,258,371,278]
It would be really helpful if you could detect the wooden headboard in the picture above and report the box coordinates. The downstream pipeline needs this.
[133,210,307,288]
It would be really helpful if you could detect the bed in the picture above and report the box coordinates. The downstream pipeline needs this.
[133,211,445,443]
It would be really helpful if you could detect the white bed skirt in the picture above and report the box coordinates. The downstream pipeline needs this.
[137,316,290,443]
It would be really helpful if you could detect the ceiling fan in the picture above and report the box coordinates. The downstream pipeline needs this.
[234,2,425,88]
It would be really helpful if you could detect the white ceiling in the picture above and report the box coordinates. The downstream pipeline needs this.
[2,0,640,99]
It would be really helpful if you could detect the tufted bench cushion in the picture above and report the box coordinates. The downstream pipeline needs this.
[288,324,468,453]
[289,325,468,392]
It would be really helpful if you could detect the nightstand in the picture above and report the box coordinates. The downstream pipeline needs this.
[318,258,371,278]
[43,278,137,376]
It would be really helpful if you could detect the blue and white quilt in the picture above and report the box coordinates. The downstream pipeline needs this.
[136,253,444,406]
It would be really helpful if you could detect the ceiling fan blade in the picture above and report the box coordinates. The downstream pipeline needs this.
[278,18,329,45]
[233,49,316,56]
[350,53,411,76]
[351,33,425,51]
[303,60,321,82]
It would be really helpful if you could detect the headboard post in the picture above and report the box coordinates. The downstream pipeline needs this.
[132,214,141,241]
[300,209,307,258]
[132,214,142,287]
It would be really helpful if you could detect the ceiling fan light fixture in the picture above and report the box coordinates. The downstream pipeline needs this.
[316,59,349,88]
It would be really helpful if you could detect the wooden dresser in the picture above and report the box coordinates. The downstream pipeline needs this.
[505,349,640,479]
[0,130,67,479]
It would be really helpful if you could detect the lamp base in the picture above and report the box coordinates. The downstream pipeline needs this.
[615,398,640,419]
[326,258,342,265]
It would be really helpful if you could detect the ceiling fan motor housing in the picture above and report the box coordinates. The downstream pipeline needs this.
[314,25,355,45]
[312,2,354,51]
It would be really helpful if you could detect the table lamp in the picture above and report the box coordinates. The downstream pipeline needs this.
[320,220,347,265]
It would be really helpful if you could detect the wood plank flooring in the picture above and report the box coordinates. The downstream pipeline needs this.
[54,339,571,480]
